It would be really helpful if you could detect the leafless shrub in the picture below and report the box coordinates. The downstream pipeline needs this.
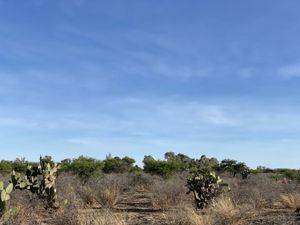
[226,173,283,209]
[128,172,161,191]
[149,174,187,210]
[56,173,87,208]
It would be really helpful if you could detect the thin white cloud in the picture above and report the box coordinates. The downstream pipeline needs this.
[278,64,300,78]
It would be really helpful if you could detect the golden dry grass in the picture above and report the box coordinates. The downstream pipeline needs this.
[97,188,119,208]
[166,205,210,225]
[280,193,300,209]
[209,195,242,225]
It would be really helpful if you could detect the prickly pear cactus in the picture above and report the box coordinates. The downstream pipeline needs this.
[186,169,223,209]
[39,158,60,208]
[0,181,13,215]
[11,156,61,208]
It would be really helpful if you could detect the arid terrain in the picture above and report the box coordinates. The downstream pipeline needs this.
[2,171,300,225]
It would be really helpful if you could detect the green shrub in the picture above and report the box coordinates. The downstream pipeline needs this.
[219,159,250,179]
[62,156,103,182]
[0,161,12,174]
[143,155,185,177]
[103,156,135,173]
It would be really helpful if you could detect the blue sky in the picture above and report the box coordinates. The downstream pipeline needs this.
[1,0,300,168]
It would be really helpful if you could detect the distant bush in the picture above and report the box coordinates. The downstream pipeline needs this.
[143,153,221,178]
[219,159,250,179]
[61,156,104,182]
[191,155,219,171]
[103,156,136,173]
[143,155,185,177]
[282,169,300,182]
[0,160,13,173]
[11,157,28,173]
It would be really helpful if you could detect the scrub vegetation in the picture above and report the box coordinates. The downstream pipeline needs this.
[0,152,299,225]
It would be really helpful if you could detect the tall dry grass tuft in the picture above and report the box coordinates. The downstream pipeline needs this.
[77,185,98,207]
[209,195,242,225]
[280,193,300,209]
[166,205,210,225]
[97,188,119,208]
[90,174,124,209]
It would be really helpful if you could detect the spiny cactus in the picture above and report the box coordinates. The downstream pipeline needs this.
[11,156,60,208]
[39,158,60,208]
[186,169,227,209]
[0,181,13,215]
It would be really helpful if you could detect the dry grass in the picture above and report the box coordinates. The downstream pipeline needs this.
[52,208,128,225]
[149,175,187,210]
[3,172,300,224]
[225,173,284,209]
[2,207,40,225]
[56,173,87,209]
[96,188,119,208]
[209,195,242,225]
[77,185,98,207]
[280,193,300,209]
[90,174,123,209]
[166,205,210,225]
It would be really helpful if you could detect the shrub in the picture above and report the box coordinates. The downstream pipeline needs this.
[0,161,13,174]
[62,156,104,182]
[143,155,185,177]
[103,156,135,173]
[219,160,250,179]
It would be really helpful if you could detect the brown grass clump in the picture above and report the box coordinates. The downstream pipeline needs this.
[97,188,119,208]
[77,185,98,207]
[209,195,242,225]
[90,174,123,209]
[52,208,128,225]
[166,206,210,225]
[280,193,300,209]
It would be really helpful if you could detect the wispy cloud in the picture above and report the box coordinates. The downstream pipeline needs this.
[278,64,300,78]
